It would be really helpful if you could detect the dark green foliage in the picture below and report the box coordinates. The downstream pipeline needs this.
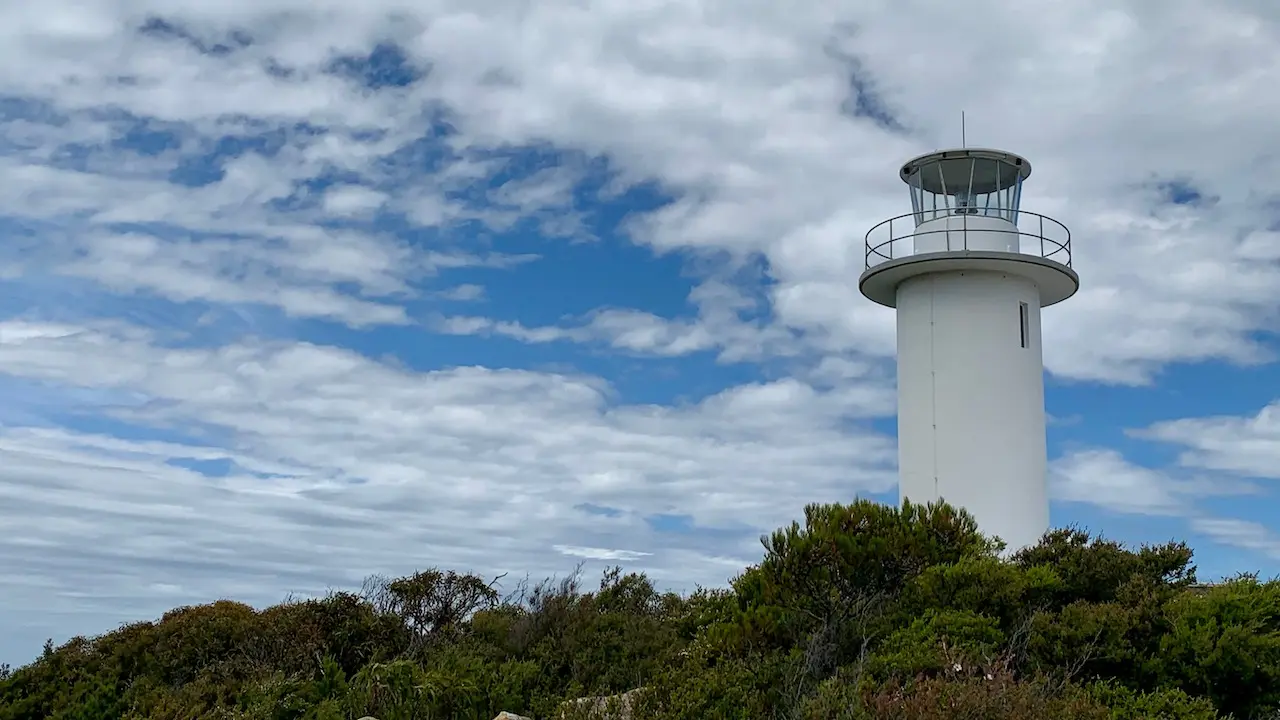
[1153,577,1280,718]
[864,609,1005,680]
[1012,527,1197,606]
[0,500,1270,719]
[1087,680,1223,720]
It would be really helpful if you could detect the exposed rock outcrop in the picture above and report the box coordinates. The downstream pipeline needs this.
[492,713,533,720]
[557,687,647,719]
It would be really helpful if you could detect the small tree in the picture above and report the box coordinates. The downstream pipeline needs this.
[377,569,500,652]
[738,499,993,635]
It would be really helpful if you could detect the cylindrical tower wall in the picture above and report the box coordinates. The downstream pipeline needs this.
[913,215,1021,254]
[895,268,1049,551]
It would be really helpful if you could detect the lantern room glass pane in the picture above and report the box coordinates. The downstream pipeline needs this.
[905,155,1025,226]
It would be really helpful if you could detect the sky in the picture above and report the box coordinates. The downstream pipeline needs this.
[1,0,1279,668]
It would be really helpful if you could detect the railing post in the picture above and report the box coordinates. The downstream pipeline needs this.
[1039,215,1045,258]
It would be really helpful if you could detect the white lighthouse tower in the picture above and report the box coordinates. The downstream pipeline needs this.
[859,148,1078,551]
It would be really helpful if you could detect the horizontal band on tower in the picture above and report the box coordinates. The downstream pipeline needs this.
[859,250,1080,308]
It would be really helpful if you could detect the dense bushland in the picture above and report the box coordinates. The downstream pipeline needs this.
[2,499,1277,719]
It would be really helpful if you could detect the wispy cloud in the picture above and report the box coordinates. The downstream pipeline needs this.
[0,320,896,622]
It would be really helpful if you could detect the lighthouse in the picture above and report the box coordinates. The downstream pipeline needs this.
[859,148,1078,551]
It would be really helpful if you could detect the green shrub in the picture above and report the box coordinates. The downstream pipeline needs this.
[0,501,1252,720]
[1087,680,1224,720]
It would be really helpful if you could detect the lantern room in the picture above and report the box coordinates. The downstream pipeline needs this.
[901,148,1030,226]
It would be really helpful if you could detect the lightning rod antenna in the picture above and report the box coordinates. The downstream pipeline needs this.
[961,111,966,148]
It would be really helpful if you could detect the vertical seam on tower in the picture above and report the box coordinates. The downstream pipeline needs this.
[929,276,939,500]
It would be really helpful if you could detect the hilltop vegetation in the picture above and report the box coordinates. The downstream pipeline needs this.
[2,499,1278,719]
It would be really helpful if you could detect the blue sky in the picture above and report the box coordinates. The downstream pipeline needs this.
[2,1,1280,668]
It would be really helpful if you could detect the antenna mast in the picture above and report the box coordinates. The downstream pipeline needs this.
[961,111,966,148]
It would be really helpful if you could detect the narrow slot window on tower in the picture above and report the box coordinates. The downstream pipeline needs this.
[1018,301,1029,348]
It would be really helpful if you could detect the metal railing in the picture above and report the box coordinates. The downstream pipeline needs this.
[864,210,1072,270]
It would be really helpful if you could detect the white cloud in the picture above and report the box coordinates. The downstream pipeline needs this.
[436,283,487,302]
[1051,403,1280,559]
[1191,517,1280,559]
[1051,449,1187,517]
[1134,402,1280,479]
[435,278,805,363]
[323,184,388,215]
[554,545,653,562]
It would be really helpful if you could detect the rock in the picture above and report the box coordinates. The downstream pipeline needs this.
[493,713,533,720]
[558,687,647,719]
